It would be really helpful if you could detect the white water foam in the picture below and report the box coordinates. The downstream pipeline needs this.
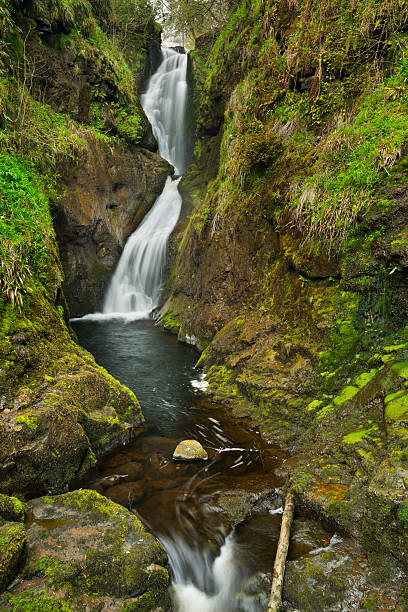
[190,373,209,391]
[168,534,265,612]
[141,48,188,174]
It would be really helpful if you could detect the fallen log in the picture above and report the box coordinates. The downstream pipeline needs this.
[267,491,295,612]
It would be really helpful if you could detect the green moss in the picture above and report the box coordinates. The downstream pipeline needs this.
[398,501,408,530]
[391,362,408,379]
[385,392,408,421]
[15,413,39,430]
[0,522,27,592]
[123,589,171,612]
[3,589,72,611]
[332,386,359,406]
[306,399,323,411]
[342,423,379,444]
[0,495,25,523]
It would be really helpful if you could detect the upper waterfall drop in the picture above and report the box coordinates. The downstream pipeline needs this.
[101,47,188,319]
[141,48,188,175]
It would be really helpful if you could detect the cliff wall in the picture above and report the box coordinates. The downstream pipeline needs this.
[160,0,408,575]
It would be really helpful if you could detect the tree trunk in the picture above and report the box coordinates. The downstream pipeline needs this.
[267,491,295,612]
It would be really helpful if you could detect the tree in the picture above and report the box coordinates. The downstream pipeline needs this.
[155,0,231,45]
[110,0,158,53]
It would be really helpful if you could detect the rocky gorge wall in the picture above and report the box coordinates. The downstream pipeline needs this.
[159,0,408,590]
[56,137,171,316]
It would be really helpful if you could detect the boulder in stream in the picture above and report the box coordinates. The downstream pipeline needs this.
[0,489,171,611]
[173,439,208,461]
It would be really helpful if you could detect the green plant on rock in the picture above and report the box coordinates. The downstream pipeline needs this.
[0,154,54,308]
[112,103,143,143]
[293,74,408,248]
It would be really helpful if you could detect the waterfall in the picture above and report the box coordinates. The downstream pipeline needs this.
[101,47,188,319]
[141,48,188,175]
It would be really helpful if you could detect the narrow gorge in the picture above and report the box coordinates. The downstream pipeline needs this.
[1,0,408,611]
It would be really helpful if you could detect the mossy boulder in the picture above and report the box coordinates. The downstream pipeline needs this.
[0,496,25,523]
[283,524,404,611]
[0,490,170,609]
[0,522,27,593]
[0,291,144,496]
[291,360,408,568]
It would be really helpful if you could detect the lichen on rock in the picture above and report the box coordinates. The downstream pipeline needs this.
[173,439,208,460]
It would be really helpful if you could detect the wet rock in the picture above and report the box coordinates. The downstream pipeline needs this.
[149,453,179,478]
[237,572,272,611]
[0,348,144,496]
[216,489,279,528]
[56,138,173,316]
[283,529,405,611]
[150,478,186,491]
[173,439,208,461]
[114,461,144,481]
[0,490,170,610]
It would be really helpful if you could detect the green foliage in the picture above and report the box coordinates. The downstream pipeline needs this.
[398,501,408,529]
[294,75,408,246]
[0,0,150,310]
[110,0,158,60]
[111,103,143,143]
[0,154,53,308]
[0,87,86,170]
[157,0,230,45]
[192,0,408,250]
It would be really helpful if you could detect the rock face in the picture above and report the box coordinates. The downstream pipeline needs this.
[0,490,171,611]
[173,439,208,460]
[237,522,405,612]
[159,0,408,577]
[55,137,172,316]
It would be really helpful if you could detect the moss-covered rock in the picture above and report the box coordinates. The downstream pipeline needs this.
[0,290,144,496]
[0,490,170,609]
[0,496,25,524]
[290,360,408,567]
[284,525,404,611]
[173,439,208,460]
[0,522,27,593]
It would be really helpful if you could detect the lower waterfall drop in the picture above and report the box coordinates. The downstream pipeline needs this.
[103,177,181,318]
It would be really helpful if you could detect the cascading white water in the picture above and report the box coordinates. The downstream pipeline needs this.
[102,47,188,318]
[84,46,267,612]
[141,48,188,175]
[103,177,182,317]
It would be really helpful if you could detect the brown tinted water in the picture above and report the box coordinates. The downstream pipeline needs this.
[72,319,293,608]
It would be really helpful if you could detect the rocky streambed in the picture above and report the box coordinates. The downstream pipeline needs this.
[8,318,407,609]
[0,319,406,610]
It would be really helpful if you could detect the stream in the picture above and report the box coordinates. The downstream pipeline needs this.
[71,46,291,610]
[72,318,287,611]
